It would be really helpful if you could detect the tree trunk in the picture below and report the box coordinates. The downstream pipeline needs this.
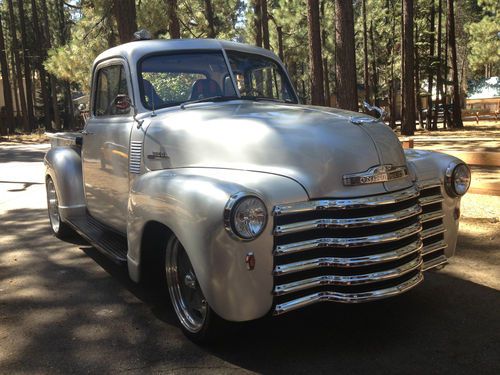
[442,7,451,129]
[166,0,180,38]
[369,20,379,106]
[307,0,325,106]
[18,0,36,132]
[334,0,358,111]
[320,2,329,105]
[277,26,284,61]
[7,0,29,132]
[447,0,463,128]
[362,0,370,104]
[388,0,396,128]
[112,0,137,44]
[30,0,52,131]
[261,0,270,50]
[432,0,443,130]
[401,0,415,136]
[415,19,423,129]
[204,0,216,38]
[0,12,14,135]
[57,0,74,129]
[324,57,330,106]
[253,0,263,47]
[10,50,20,129]
[426,1,435,130]
[40,0,61,130]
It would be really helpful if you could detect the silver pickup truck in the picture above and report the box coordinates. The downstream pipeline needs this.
[45,39,471,342]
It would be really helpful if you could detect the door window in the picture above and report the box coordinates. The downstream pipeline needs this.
[94,64,130,116]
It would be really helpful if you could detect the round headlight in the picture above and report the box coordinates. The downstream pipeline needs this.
[224,193,268,240]
[446,163,471,196]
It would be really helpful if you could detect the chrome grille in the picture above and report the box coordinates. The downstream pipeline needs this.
[418,182,447,271]
[272,185,440,316]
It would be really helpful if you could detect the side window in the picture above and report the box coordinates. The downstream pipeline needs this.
[250,67,285,99]
[94,64,129,116]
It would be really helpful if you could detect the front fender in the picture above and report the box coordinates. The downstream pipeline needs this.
[44,146,86,220]
[127,168,308,321]
[405,149,467,258]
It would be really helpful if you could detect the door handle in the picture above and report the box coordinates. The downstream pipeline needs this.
[81,130,94,135]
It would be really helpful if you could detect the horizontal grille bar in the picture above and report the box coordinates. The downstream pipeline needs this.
[274,257,422,296]
[274,204,422,236]
[273,186,419,216]
[422,239,447,256]
[421,223,446,239]
[422,254,448,271]
[420,210,445,223]
[419,195,444,206]
[274,240,423,275]
[273,272,424,315]
[274,221,422,255]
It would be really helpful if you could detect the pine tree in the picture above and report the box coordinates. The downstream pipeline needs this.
[18,0,37,131]
[335,0,358,111]
[0,11,14,135]
[166,0,180,39]
[6,0,29,131]
[113,0,137,43]
[401,0,415,135]
[362,0,370,104]
[307,0,324,105]
[447,0,463,128]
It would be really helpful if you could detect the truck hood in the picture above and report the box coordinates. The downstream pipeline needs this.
[143,101,412,198]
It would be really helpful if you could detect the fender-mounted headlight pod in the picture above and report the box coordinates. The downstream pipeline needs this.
[224,192,268,240]
[445,162,471,197]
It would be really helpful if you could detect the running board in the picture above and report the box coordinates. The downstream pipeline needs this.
[67,214,128,263]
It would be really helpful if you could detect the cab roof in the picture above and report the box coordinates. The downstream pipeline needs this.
[94,39,280,67]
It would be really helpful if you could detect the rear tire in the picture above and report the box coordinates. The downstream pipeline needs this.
[45,177,74,239]
[164,236,225,343]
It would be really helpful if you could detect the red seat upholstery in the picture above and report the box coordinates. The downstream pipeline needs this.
[190,79,222,100]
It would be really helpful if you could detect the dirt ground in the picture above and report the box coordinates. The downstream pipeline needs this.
[445,193,500,290]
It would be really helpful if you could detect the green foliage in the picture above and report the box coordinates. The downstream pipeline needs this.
[37,0,500,99]
[44,0,245,92]
[143,72,205,104]
[466,1,500,78]
[44,6,111,91]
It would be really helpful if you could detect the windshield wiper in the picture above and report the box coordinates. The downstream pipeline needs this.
[238,95,296,104]
[180,95,239,109]
[252,97,295,104]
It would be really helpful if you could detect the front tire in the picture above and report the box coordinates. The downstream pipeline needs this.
[165,236,224,343]
[45,177,74,238]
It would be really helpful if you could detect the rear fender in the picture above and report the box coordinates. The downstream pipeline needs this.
[44,147,86,220]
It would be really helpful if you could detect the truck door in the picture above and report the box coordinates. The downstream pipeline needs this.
[82,59,134,233]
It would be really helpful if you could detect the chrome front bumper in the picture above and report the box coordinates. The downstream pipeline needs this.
[272,182,447,315]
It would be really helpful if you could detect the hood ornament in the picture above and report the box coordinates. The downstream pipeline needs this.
[350,101,386,125]
[343,165,408,186]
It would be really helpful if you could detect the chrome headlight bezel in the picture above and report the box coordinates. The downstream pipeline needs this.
[445,162,471,197]
[224,192,268,241]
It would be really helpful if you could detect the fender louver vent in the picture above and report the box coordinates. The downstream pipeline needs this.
[129,141,142,174]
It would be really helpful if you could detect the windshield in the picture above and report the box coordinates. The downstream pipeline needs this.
[225,50,296,103]
[139,50,297,109]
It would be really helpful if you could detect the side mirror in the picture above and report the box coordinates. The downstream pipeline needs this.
[114,94,144,128]
[114,94,132,113]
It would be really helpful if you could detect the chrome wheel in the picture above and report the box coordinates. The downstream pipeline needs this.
[165,238,208,333]
[46,178,61,233]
